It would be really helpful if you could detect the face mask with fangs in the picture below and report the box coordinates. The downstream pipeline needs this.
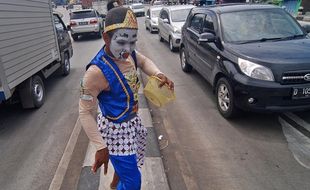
[110,29,138,61]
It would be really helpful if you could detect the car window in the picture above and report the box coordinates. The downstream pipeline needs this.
[71,11,96,19]
[53,15,65,31]
[171,9,191,22]
[151,10,161,18]
[220,9,304,43]
[203,14,215,33]
[189,14,204,33]
[160,10,168,20]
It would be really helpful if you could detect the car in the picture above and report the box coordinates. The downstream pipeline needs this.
[152,0,164,5]
[180,4,310,118]
[69,9,104,41]
[158,5,195,51]
[130,3,145,17]
[145,6,163,33]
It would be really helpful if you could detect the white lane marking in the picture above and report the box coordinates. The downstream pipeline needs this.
[279,117,310,169]
[284,112,310,132]
[83,142,96,167]
[49,119,82,190]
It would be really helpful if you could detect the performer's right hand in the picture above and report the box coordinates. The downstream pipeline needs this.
[92,147,109,175]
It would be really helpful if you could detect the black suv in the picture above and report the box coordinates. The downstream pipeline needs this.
[180,4,310,118]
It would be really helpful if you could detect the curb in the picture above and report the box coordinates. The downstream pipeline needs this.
[76,69,170,190]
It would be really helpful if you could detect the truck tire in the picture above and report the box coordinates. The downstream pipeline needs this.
[60,53,70,76]
[19,75,45,109]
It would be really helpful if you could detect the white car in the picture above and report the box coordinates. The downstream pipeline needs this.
[158,5,195,51]
[145,6,163,32]
[130,3,145,17]
[69,9,104,40]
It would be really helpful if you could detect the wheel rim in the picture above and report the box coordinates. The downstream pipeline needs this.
[181,49,186,68]
[34,83,43,102]
[218,83,230,112]
[65,58,70,72]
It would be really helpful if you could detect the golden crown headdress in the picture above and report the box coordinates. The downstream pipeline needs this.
[105,10,138,33]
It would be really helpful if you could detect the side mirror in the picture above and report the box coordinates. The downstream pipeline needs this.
[163,18,169,24]
[198,32,215,44]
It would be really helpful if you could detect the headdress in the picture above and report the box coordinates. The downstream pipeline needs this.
[104,7,138,33]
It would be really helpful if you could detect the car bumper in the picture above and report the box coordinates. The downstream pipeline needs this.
[232,73,310,112]
[71,24,100,34]
[150,23,158,31]
[171,33,182,47]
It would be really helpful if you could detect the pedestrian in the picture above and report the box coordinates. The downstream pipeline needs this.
[79,7,174,190]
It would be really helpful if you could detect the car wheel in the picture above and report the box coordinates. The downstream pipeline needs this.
[71,34,78,41]
[169,37,176,52]
[19,75,45,109]
[180,46,192,73]
[158,31,164,42]
[60,53,70,76]
[216,78,238,118]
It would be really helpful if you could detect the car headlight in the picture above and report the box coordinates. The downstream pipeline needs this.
[238,58,274,81]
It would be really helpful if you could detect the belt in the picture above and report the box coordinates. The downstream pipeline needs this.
[106,112,137,123]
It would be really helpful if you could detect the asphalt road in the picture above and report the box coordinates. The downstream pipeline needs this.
[1,7,310,190]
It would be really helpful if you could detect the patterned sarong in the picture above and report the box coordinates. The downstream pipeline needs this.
[97,114,147,167]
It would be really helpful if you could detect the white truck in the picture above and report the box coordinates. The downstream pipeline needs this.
[0,0,73,108]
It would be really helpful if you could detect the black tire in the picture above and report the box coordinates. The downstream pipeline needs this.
[215,78,238,118]
[169,37,176,52]
[19,75,45,109]
[158,31,164,42]
[60,53,70,76]
[180,46,192,73]
[71,34,78,41]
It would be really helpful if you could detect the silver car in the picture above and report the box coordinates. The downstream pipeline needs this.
[158,5,195,51]
[130,3,145,17]
[145,6,163,33]
[69,9,104,41]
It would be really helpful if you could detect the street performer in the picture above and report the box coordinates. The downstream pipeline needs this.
[79,7,174,190]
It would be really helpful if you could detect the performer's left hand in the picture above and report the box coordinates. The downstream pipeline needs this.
[156,73,174,91]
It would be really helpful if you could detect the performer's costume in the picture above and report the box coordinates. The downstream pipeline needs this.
[87,48,147,190]
[79,7,162,190]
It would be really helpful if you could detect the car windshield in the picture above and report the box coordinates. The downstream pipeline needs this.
[132,5,144,9]
[171,9,191,22]
[151,10,161,18]
[220,9,305,43]
[71,11,96,19]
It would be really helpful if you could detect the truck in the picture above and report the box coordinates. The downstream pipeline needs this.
[0,0,73,108]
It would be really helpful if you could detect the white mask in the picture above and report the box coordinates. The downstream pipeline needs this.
[109,29,138,61]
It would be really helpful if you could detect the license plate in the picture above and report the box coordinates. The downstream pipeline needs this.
[79,22,88,25]
[292,87,310,99]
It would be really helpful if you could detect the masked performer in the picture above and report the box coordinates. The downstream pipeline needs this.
[79,7,174,190]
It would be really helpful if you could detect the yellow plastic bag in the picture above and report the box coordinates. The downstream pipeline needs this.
[143,76,175,107]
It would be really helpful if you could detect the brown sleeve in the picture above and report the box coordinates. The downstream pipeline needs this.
[79,65,109,151]
[136,51,162,76]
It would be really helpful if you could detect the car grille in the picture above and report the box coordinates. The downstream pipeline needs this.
[281,71,310,84]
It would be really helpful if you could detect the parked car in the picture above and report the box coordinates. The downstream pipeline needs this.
[180,4,310,118]
[145,6,163,33]
[158,5,195,51]
[130,3,145,17]
[69,9,104,40]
